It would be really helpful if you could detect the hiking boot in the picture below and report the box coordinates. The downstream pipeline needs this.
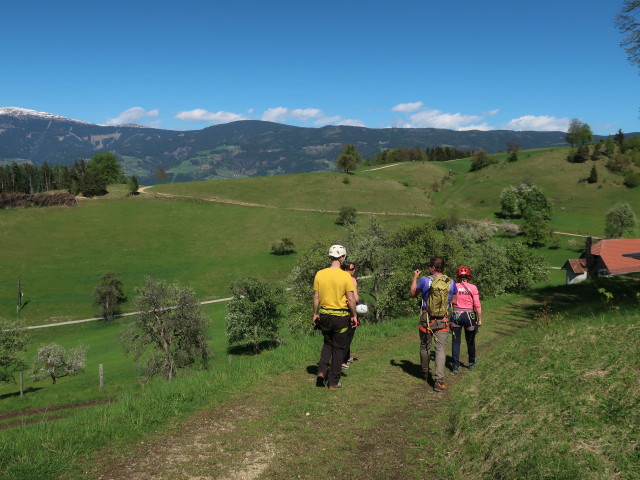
[452,367,459,375]
[328,382,343,390]
[316,373,326,387]
[468,358,478,370]
[433,381,446,392]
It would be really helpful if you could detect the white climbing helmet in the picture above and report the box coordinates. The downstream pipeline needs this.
[328,244,347,259]
[356,304,368,314]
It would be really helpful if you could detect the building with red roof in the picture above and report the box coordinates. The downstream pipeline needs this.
[562,238,640,284]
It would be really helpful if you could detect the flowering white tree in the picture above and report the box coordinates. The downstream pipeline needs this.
[31,343,86,384]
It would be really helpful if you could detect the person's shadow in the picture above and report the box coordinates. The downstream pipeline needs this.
[390,359,429,384]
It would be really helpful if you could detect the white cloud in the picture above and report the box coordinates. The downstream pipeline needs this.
[314,115,342,126]
[261,107,289,123]
[106,107,160,126]
[335,118,366,127]
[457,123,493,131]
[408,109,484,130]
[175,109,248,124]
[501,115,570,132]
[485,109,500,116]
[262,107,324,123]
[391,102,424,113]
[290,108,322,120]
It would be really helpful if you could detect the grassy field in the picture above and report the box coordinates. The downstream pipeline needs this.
[1,148,639,478]
[2,277,636,479]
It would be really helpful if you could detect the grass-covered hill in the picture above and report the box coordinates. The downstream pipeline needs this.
[0,145,639,478]
[1,145,638,324]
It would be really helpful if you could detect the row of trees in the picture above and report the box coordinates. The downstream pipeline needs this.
[0,153,138,197]
[335,144,473,173]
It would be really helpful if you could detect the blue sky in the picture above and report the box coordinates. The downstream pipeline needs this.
[3,0,638,135]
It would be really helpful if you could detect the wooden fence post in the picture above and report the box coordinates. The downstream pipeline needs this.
[20,372,24,397]
[99,363,104,390]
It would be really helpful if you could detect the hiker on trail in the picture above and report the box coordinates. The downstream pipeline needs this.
[410,256,457,393]
[341,261,360,370]
[450,266,482,374]
[313,245,358,390]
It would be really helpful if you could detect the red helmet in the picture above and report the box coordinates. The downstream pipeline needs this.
[457,266,471,277]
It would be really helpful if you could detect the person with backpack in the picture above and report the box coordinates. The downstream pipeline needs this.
[313,245,358,390]
[450,266,482,374]
[341,261,360,369]
[410,256,457,392]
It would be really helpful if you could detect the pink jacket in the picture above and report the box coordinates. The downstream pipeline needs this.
[454,282,481,314]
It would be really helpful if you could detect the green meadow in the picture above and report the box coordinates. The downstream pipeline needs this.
[0,146,639,478]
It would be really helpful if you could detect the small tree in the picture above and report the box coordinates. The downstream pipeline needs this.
[336,206,357,226]
[121,278,209,381]
[31,343,86,384]
[506,141,520,162]
[336,144,361,173]
[0,318,29,384]
[225,277,282,353]
[93,273,126,320]
[469,150,497,171]
[587,165,598,184]
[271,237,296,255]
[521,209,550,247]
[128,175,139,195]
[499,186,520,218]
[566,119,593,146]
[605,203,638,238]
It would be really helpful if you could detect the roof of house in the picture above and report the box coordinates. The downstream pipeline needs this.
[562,258,587,274]
[590,239,640,275]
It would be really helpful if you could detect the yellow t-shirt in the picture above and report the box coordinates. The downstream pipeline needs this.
[313,267,354,312]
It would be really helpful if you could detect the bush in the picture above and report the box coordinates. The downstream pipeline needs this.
[271,237,296,255]
[623,170,640,188]
[469,150,498,172]
[336,206,357,226]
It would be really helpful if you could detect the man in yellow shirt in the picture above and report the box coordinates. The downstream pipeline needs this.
[313,244,358,390]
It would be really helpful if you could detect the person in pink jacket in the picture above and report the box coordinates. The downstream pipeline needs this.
[450,266,482,374]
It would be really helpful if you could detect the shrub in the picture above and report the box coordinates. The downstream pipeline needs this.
[336,206,357,226]
[623,170,640,188]
[271,237,296,255]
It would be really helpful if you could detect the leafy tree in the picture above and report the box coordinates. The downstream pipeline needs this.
[88,153,125,184]
[0,318,29,384]
[128,175,139,195]
[615,1,640,69]
[565,119,593,146]
[336,205,357,226]
[271,237,296,255]
[604,203,638,238]
[93,273,126,320]
[336,144,361,173]
[469,149,497,171]
[31,343,86,384]
[587,165,598,184]
[225,277,283,353]
[521,209,550,247]
[499,186,520,218]
[520,184,552,219]
[346,217,394,322]
[121,278,209,381]
[615,129,626,149]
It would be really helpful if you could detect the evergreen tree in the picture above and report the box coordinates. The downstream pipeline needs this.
[587,165,598,184]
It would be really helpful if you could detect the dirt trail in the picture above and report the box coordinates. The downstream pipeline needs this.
[92,301,534,480]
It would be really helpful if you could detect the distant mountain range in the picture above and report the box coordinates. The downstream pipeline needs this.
[1,107,636,184]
